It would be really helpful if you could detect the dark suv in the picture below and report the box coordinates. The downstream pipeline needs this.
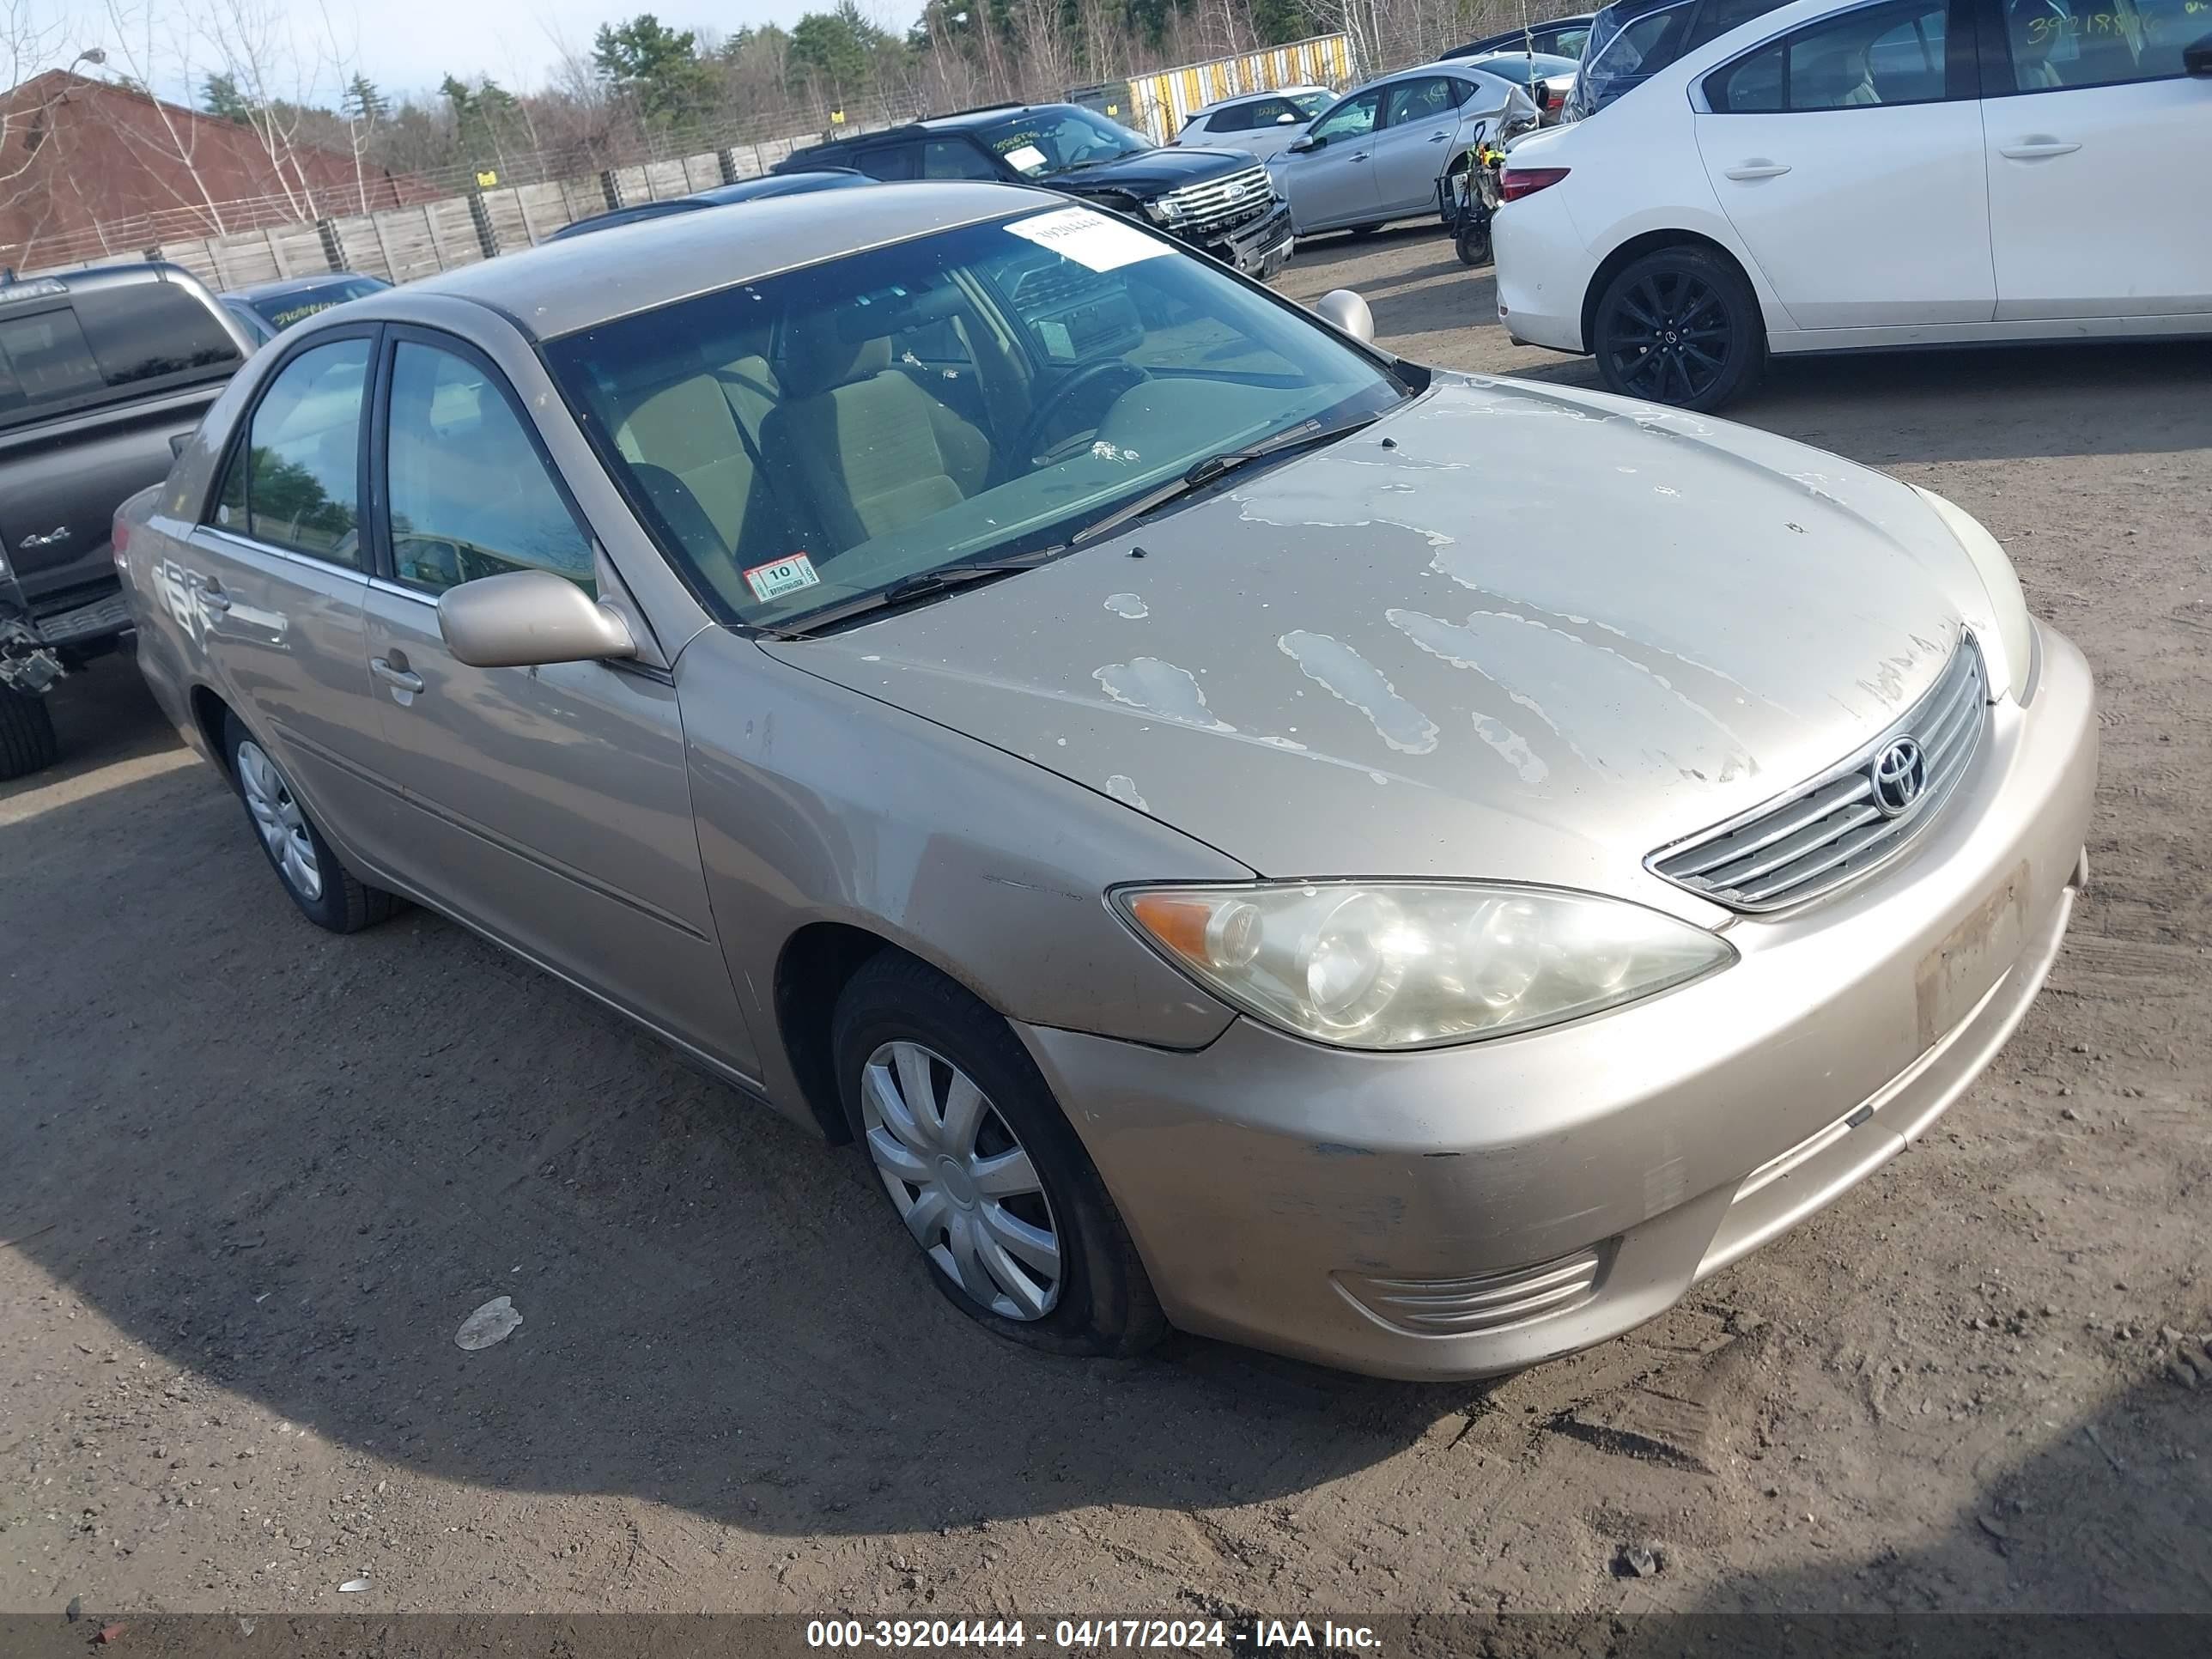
[778,103,1297,279]
[1,262,250,776]
[1562,0,1790,118]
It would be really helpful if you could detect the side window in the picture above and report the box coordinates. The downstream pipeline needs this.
[1203,105,1248,132]
[1309,89,1381,141]
[2002,0,2196,90]
[384,340,595,597]
[71,284,242,389]
[0,307,105,418]
[853,143,921,180]
[211,336,368,565]
[1384,76,1461,125]
[1708,0,1951,107]
[918,138,1002,179]
[1546,25,1593,55]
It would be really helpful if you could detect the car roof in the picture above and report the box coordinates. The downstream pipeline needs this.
[1192,84,1331,113]
[411,179,1060,341]
[689,168,872,204]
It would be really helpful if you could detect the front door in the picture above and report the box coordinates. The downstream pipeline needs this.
[1285,88,1384,230]
[1980,0,2212,320]
[1372,75,1467,214]
[360,327,750,1066]
[1694,0,1996,328]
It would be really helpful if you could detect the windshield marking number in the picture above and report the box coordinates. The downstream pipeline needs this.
[744,554,822,602]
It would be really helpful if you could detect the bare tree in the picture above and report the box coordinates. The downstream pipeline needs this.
[97,0,234,235]
[2,0,72,222]
[199,0,332,221]
[1009,0,1077,100]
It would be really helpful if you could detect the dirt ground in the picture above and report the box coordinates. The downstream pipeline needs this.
[4,228,2210,1627]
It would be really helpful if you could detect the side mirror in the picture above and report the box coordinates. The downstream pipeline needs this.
[1275,111,1298,125]
[1287,133,1320,154]
[2185,31,2212,74]
[437,568,637,669]
[1312,289,1375,345]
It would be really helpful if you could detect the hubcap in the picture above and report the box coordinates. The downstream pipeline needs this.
[1601,270,1732,404]
[236,740,323,902]
[860,1041,1062,1322]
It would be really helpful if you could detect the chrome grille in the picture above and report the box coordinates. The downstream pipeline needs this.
[1648,637,1989,914]
[1158,166,1276,237]
[1334,1247,1604,1336]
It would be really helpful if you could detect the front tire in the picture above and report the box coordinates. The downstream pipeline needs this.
[1591,246,1765,411]
[0,687,59,781]
[223,713,393,933]
[832,951,1165,1358]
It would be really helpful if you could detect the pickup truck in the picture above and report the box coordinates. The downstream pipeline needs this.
[1,262,252,778]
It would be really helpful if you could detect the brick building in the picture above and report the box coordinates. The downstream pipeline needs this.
[1,72,430,271]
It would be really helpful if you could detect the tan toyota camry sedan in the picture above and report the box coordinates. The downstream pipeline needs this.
[115,181,2096,1380]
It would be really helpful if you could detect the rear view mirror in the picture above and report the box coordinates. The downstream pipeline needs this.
[437,568,637,669]
[1311,289,1375,345]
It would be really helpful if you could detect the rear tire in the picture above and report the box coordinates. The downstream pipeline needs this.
[1590,246,1765,411]
[832,951,1166,1358]
[0,687,59,781]
[222,712,394,933]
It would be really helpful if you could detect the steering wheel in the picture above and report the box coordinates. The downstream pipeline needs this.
[1018,359,1152,467]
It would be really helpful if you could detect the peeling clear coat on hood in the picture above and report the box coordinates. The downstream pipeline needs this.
[763,375,1998,899]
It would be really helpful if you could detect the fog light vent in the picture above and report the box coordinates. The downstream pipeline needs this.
[1334,1247,1606,1337]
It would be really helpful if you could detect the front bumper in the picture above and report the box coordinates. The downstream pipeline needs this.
[1020,623,2098,1379]
[1192,202,1296,277]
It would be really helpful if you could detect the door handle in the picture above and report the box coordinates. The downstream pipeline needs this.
[1723,161,1792,179]
[1427,131,1450,143]
[1999,139,2081,159]
[1350,152,1369,162]
[15,525,70,550]
[371,655,424,696]
[185,573,232,613]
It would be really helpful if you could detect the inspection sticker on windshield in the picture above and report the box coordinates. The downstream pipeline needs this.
[1006,205,1167,273]
[744,553,820,602]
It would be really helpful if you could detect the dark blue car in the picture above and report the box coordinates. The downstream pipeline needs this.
[548,168,875,243]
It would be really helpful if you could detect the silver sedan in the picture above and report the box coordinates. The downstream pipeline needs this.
[116,182,2094,1379]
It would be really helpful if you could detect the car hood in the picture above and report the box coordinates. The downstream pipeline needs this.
[1054,146,1261,193]
[763,376,2002,900]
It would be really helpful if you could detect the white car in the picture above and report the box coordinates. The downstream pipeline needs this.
[1266,62,1540,237]
[1172,86,1336,161]
[1494,0,2212,408]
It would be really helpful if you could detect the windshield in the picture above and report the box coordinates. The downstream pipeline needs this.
[250,277,387,331]
[974,108,1153,178]
[1566,0,1694,117]
[546,208,1408,631]
[1287,90,1334,118]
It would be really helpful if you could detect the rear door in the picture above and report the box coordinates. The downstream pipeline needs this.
[1694,0,1996,328]
[177,327,390,847]
[1371,75,1469,212]
[357,325,749,1062]
[1282,88,1385,229]
[1980,0,2212,319]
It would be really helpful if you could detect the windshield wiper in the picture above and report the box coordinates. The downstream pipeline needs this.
[753,549,1061,640]
[1063,414,1380,550]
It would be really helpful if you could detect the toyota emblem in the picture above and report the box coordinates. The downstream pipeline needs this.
[1869,738,1927,817]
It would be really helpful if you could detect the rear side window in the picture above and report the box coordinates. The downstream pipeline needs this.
[1708,0,1952,109]
[852,143,921,180]
[211,337,369,565]
[0,280,240,428]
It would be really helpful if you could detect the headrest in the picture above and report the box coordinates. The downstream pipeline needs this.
[779,308,895,399]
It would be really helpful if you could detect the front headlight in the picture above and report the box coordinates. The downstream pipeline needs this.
[1911,486,2033,702]
[1114,881,1733,1051]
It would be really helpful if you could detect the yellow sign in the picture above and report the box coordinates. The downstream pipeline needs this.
[475,169,498,188]
[830,109,847,125]
[1106,103,1119,114]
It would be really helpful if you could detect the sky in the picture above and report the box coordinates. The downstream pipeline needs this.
[40,0,926,106]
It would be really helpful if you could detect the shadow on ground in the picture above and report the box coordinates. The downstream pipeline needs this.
[1,690,1481,1539]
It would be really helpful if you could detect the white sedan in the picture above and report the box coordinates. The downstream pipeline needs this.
[1493,0,2212,408]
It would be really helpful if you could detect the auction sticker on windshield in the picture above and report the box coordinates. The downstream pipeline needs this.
[1006,206,1169,273]
[744,553,821,602]
[1002,143,1050,173]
